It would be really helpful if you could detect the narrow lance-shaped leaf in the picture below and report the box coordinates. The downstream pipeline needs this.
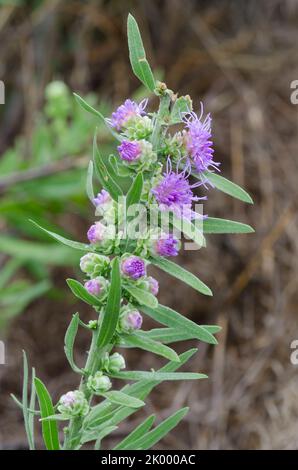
[140,325,221,344]
[28,367,36,450]
[22,351,34,450]
[124,285,158,309]
[92,133,123,201]
[66,279,102,307]
[34,378,60,450]
[101,391,145,409]
[86,161,95,204]
[81,425,118,446]
[64,313,83,374]
[114,414,155,450]
[203,217,254,234]
[97,257,121,347]
[130,407,189,450]
[73,93,122,141]
[150,256,212,297]
[126,172,143,208]
[119,331,180,362]
[109,371,207,381]
[30,220,91,252]
[141,304,218,345]
[127,14,156,92]
[202,171,253,204]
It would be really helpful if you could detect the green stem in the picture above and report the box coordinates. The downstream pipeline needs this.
[63,329,111,450]
[151,93,171,149]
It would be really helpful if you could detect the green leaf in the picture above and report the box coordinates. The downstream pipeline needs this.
[97,258,121,347]
[30,220,90,252]
[141,304,218,345]
[34,378,60,450]
[102,391,145,408]
[81,425,118,446]
[130,407,189,450]
[170,96,192,123]
[203,171,253,204]
[114,414,155,450]
[22,351,34,450]
[120,332,180,362]
[110,371,207,381]
[73,93,121,141]
[126,172,143,208]
[203,217,254,234]
[11,393,39,415]
[64,313,82,374]
[66,278,102,307]
[140,325,221,344]
[150,256,212,296]
[124,285,158,309]
[40,414,70,422]
[86,161,95,204]
[93,133,123,201]
[127,14,156,92]
[28,367,36,449]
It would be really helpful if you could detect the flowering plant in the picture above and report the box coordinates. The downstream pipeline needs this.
[13,14,253,450]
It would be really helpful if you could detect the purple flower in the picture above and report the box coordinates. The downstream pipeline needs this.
[121,256,146,280]
[154,235,180,257]
[93,189,111,207]
[151,159,206,220]
[120,310,143,332]
[84,279,102,296]
[184,108,219,173]
[147,276,159,296]
[117,140,141,162]
[87,222,106,244]
[108,99,147,131]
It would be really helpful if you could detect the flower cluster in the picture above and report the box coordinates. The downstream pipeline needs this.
[58,92,217,427]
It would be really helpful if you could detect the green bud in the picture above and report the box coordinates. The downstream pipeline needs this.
[106,352,126,373]
[80,253,110,278]
[58,390,89,418]
[123,116,153,140]
[87,372,112,395]
[88,320,98,330]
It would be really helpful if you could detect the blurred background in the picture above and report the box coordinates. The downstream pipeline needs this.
[1,0,298,450]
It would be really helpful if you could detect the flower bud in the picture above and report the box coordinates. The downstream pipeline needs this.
[121,256,146,280]
[151,234,180,257]
[87,372,112,395]
[106,352,126,373]
[84,276,109,299]
[119,307,143,333]
[80,253,110,277]
[117,139,156,171]
[94,189,113,217]
[87,222,107,244]
[123,115,153,140]
[58,390,89,417]
[147,276,159,296]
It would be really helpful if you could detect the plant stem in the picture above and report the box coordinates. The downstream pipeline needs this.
[63,329,111,450]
